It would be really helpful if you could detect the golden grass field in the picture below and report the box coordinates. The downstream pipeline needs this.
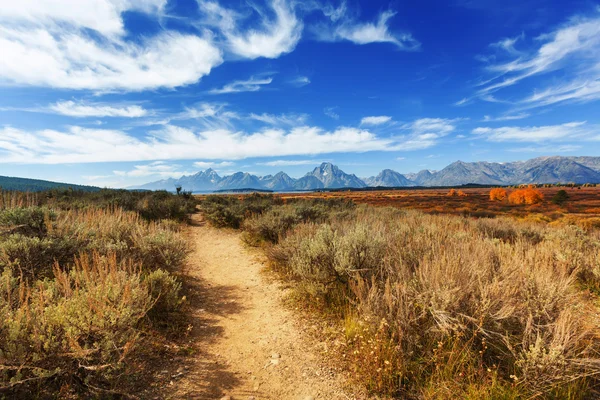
[273,186,600,226]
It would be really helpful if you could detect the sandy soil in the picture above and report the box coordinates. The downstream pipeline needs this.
[161,214,367,400]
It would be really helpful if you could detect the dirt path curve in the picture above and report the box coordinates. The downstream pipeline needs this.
[166,214,367,400]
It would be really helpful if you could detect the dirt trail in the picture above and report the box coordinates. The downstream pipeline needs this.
[165,214,366,400]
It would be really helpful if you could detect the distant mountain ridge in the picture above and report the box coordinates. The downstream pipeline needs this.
[134,157,600,192]
[0,176,100,192]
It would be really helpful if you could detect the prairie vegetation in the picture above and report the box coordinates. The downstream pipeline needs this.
[277,186,600,229]
[508,187,544,205]
[0,189,194,397]
[200,193,600,398]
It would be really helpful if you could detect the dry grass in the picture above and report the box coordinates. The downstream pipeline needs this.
[264,186,600,229]
[271,208,600,397]
[0,191,191,397]
[201,194,600,398]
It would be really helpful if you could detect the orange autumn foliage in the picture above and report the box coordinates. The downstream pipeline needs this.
[508,188,544,205]
[448,189,468,197]
[490,188,508,201]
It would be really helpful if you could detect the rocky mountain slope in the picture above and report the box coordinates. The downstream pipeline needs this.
[135,157,600,192]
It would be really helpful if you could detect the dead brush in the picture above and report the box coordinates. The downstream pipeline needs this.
[0,199,190,397]
[267,206,600,397]
[0,252,150,395]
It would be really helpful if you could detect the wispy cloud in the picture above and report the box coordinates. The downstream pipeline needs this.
[0,118,449,164]
[472,121,599,142]
[398,118,460,150]
[209,76,273,94]
[324,107,340,120]
[509,144,582,153]
[475,13,600,109]
[199,0,302,59]
[48,101,149,118]
[360,116,392,126]
[193,161,235,169]
[315,8,420,50]
[114,161,192,179]
[257,159,320,166]
[489,33,524,54]
[482,113,530,122]
[248,112,308,126]
[289,76,311,87]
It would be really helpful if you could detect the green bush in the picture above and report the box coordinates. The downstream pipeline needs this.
[0,234,82,279]
[200,194,281,228]
[133,228,190,270]
[145,269,184,321]
[552,189,570,205]
[0,207,54,236]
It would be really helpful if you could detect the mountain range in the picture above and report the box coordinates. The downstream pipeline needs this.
[135,156,600,192]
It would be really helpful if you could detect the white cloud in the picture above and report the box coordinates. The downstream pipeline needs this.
[360,116,392,126]
[289,76,311,87]
[522,78,600,108]
[0,1,223,91]
[49,100,148,117]
[315,10,420,50]
[114,161,193,179]
[0,0,167,36]
[490,33,524,54]
[0,27,223,91]
[472,121,598,142]
[482,113,530,122]
[139,102,241,130]
[199,0,303,59]
[193,161,235,168]
[509,144,582,153]
[478,14,600,108]
[324,107,340,120]
[209,76,273,94]
[397,118,459,150]
[248,112,308,126]
[0,120,442,164]
[257,159,320,166]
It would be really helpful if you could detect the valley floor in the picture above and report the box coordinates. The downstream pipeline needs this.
[160,213,366,399]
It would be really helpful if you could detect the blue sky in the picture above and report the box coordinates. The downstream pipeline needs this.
[0,0,599,187]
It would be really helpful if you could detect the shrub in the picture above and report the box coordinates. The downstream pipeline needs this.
[0,253,151,396]
[509,188,544,205]
[552,189,569,205]
[241,198,355,245]
[489,188,508,201]
[0,189,192,397]
[267,208,600,397]
[0,207,54,236]
[0,234,82,279]
[145,269,184,321]
[448,189,467,197]
[242,207,301,245]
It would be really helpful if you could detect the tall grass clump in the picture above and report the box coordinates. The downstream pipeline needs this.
[40,188,197,221]
[265,207,600,398]
[241,197,355,245]
[199,193,283,228]
[0,190,191,397]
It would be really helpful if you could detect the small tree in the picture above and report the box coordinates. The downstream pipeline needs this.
[552,190,569,205]
[509,188,544,205]
[490,188,507,201]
